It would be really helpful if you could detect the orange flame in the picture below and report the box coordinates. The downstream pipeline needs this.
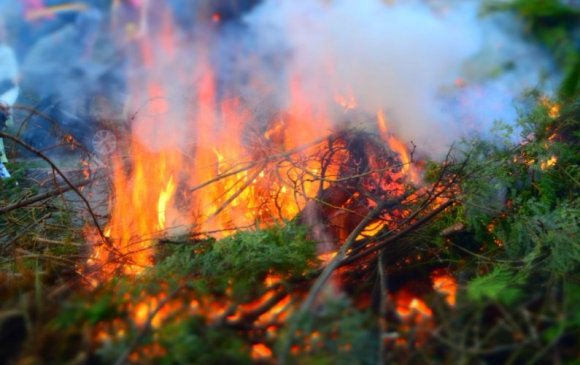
[84,7,449,361]
[377,110,420,184]
[431,270,457,306]
[540,155,558,170]
[540,96,561,119]
[251,343,273,360]
[86,10,422,286]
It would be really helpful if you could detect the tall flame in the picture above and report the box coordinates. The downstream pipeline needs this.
[86,8,421,283]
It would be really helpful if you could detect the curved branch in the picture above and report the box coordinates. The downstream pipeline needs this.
[0,177,96,214]
[0,131,108,245]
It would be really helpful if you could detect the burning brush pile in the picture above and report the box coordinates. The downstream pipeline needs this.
[2,94,579,364]
[1,1,579,364]
[81,85,463,363]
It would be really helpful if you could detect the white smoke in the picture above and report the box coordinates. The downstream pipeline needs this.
[241,0,557,155]
[1,0,557,157]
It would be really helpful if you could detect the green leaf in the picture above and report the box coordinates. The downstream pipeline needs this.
[467,267,524,305]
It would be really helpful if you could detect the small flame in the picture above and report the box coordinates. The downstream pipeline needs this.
[540,155,558,170]
[251,343,273,359]
[334,90,357,110]
[356,220,385,240]
[377,110,419,184]
[395,291,433,321]
[432,270,457,306]
[318,251,337,265]
[540,96,561,119]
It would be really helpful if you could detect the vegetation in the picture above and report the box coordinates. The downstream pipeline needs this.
[1,96,577,364]
[485,0,580,98]
[1,2,579,364]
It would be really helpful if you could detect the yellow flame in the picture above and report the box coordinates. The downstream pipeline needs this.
[540,155,558,170]
[157,177,176,230]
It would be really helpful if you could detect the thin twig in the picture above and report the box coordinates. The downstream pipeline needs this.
[205,166,265,223]
[341,199,456,265]
[0,177,97,214]
[189,134,333,193]
[0,132,108,245]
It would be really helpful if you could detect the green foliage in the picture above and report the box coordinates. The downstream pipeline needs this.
[282,298,378,365]
[561,57,580,99]
[458,97,579,274]
[52,293,119,330]
[152,223,317,302]
[499,0,580,17]
[467,266,525,305]
[197,223,316,277]
[485,0,580,98]
[95,315,255,365]
[48,224,318,364]
[431,96,580,363]
[498,200,580,274]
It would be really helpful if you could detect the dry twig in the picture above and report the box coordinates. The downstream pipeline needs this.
[0,132,107,245]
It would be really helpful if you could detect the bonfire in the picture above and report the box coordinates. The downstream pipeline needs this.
[1,1,579,365]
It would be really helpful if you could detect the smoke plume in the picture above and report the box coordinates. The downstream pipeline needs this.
[0,0,557,156]
[240,0,556,154]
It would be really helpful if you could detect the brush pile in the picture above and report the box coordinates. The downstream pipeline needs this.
[1,99,578,364]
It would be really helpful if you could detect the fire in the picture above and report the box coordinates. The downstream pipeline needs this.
[86,139,183,277]
[75,5,469,363]
[84,10,427,356]
[356,220,386,240]
[251,343,273,360]
[86,35,419,280]
[318,251,338,265]
[395,290,433,322]
[431,270,457,306]
[540,96,561,119]
[541,155,558,170]
[157,177,175,229]
[377,110,420,184]
[393,271,457,331]
[334,89,357,110]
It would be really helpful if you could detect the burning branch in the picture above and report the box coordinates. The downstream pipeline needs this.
[205,165,266,223]
[341,199,456,266]
[113,285,186,365]
[280,197,394,364]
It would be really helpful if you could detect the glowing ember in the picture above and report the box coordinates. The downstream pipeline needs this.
[431,270,457,306]
[540,96,561,119]
[541,155,558,170]
[356,220,386,240]
[395,293,433,321]
[251,343,273,360]
[318,251,338,265]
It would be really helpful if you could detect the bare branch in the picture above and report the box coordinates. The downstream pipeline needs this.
[0,132,108,245]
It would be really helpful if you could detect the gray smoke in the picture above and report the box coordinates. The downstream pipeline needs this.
[0,0,558,157]
[240,0,557,155]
